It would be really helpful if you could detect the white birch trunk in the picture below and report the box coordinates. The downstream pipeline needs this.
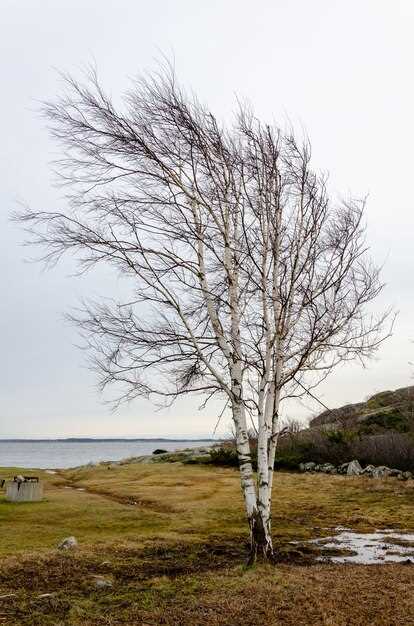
[256,382,274,556]
[267,385,281,512]
[232,401,257,517]
[232,399,274,562]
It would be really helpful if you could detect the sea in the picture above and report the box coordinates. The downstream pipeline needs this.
[0,439,216,469]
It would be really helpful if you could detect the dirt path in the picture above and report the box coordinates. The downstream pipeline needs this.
[54,471,175,513]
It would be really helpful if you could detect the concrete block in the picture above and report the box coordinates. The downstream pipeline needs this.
[5,480,44,502]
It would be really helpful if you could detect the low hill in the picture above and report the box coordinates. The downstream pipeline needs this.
[310,385,414,433]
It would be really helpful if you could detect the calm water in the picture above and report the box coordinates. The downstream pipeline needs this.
[0,440,214,469]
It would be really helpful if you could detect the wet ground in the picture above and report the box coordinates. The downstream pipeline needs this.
[309,528,414,564]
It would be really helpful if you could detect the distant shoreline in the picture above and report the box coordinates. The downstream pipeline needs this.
[0,438,218,443]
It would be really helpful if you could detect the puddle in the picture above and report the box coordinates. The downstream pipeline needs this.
[309,529,414,564]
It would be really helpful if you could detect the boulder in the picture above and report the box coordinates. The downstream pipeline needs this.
[402,471,413,480]
[372,466,392,479]
[91,576,113,589]
[338,462,350,474]
[303,462,316,472]
[346,460,363,476]
[361,464,376,475]
[58,536,78,550]
[320,463,336,474]
[388,468,403,477]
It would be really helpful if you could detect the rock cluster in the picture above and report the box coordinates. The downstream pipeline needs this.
[299,460,413,480]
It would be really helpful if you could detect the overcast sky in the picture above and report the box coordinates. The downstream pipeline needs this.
[1,0,413,438]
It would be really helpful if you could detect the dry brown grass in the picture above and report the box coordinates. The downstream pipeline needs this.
[139,563,414,626]
[0,463,414,624]
[1,553,414,625]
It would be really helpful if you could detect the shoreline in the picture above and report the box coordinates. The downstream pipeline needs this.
[0,443,221,471]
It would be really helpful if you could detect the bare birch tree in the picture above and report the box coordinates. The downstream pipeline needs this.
[16,68,390,562]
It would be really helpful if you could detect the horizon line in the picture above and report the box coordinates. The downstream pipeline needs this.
[0,436,220,442]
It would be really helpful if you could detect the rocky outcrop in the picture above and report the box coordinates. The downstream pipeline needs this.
[122,446,214,465]
[87,446,216,470]
[310,402,366,428]
[310,385,414,429]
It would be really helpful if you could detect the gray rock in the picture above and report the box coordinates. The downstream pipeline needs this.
[347,460,363,476]
[372,466,392,479]
[402,471,413,480]
[91,576,113,589]
[338,462,350,474]
[58,536,78,550]
[361,464,376,475]
[303,462,316,472]
[388,468,403,477]
[320,463,335,473]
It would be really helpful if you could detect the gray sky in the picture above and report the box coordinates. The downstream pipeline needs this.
[1,0,413,438]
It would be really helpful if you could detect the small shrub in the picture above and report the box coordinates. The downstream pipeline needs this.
[209,445,239,467]
[325,429,357,445]
[274,452,303,470]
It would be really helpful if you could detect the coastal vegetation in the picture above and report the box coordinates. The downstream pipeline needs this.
[274,385,414,472]
[0,461,414,624]
[165,385,414,473]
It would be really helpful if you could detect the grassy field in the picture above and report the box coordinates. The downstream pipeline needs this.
[0,463,414,625]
